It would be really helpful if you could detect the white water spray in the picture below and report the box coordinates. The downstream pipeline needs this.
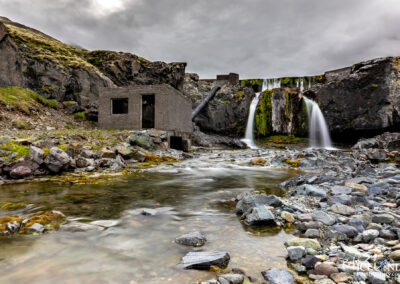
[303,97,334,149]
[242,80,269,149]
[264,78,281,90]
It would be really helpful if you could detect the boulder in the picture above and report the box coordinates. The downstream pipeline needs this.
[10,165,32,179]
[261,268,295,284]
[312,210,336,226]
[175,231,207,247]
[242,206,275,226]
[236,193,282,214]
[182,251,230,269]
[296,184,327,198]
[29,146,44,165]
[44,147,71,173]
[287,246,306,261]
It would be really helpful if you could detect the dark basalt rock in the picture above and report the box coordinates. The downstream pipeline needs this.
[182,251,230,270]
[316,57,400,143]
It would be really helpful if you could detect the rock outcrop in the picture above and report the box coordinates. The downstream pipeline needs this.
[0,17,185,121]
[316,57,400,142]
[184,74,255,138]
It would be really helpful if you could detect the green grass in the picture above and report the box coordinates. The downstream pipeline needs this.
[74,112,86,120]
[0,87,58,113]
[0,140,29,159]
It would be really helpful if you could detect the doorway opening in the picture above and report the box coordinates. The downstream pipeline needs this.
[170,136,183,150]
[142,94,155,128]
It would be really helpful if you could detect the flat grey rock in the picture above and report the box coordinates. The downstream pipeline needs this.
[261,268,295,284]
[182,251,230,269]
[243,206,275,225]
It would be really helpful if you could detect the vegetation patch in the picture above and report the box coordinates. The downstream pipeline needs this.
[254,90,273,137]
[0,87,58,112]
[74,112,86,121]
[0,140,29,159]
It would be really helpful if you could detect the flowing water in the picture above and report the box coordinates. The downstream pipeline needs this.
[0,151,298,283]
[303,97,334,149]
[242,92,261,149]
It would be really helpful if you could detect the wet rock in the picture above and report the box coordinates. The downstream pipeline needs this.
[312,210,336,226]
[249,157,266,165]
[287,246,306,261]
[217,274,244,284]
[25,223,45,233]
[29,146,44,165]
[182,251,230,269]
[281,211,295,223]
[348,217,366,233]
[304,229,321,238]
[302,255,320,269]
[242,206,275,225]
[285,238,321,250]
[367,271,386,284]
[261,268,294,284]
[314,263,338,276]
[175,231,207,247]
[236,193,282,214]
[331,225,358,238]
[6,221,20,233]
[44,147,71,173]
[294,265,306,273]
[141,209,158,216]
[330,203,354,216]
[10,166,32,179]
[372,214,394,224]
[296,184,327,198]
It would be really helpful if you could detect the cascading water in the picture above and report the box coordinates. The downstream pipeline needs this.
[242,80,268,149]
[264,78,281,90]
[303,97,334,149]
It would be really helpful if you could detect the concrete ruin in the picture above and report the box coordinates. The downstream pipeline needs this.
[99,84,192,151]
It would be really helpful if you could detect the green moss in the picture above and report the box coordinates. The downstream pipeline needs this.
[0,87,58,111]
[371,83,379,88]
[280,77,291,86]
[254,90,273,137]
[74,112,86,120]
[0,140,29,159]
[234,90,244,100]
[313,75,325,83]
[240,79,263,90]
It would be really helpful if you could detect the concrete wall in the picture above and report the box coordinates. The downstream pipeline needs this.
[99,84,192,133]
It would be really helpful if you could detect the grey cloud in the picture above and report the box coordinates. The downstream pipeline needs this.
[1,0,399,78]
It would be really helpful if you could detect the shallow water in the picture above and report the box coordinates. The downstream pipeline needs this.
[0,150,298,283]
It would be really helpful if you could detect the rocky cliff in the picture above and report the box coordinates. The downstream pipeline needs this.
[316,57,400,142]
[0,17,185,120]
[184,73,255,137]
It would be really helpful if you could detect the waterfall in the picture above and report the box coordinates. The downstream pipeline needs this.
[303,97,334,149]
[300,79,304,92]
[242,80,268,149]
[264,78,281,90]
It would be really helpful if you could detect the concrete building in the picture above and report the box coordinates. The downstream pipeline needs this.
[99,84,192,150]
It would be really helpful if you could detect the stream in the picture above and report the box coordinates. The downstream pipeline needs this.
[0,149,299,283]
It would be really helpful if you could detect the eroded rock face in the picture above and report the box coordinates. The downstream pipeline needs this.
[185,74,255,137]
[316,57,400,142]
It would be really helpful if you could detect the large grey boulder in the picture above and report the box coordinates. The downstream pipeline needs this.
[242,206,275,226]
[29,146,44,165]
[10,165,32,179]
[261,268,295,284]
[44,147,71,173]
[312,210,336,225]
[236,193,282,214]
[182,251,230,269]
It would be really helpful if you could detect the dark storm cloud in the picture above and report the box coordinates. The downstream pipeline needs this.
[1,0,400,78]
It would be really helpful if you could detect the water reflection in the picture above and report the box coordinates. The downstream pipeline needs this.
[0,154,297,283]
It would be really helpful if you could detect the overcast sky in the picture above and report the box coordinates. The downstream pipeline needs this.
[1,0,399,78]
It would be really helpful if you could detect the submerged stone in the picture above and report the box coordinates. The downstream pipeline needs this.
[175,231,207,247]
[182,251,230,269]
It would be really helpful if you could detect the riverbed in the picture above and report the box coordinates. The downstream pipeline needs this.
[0,149,300,283]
